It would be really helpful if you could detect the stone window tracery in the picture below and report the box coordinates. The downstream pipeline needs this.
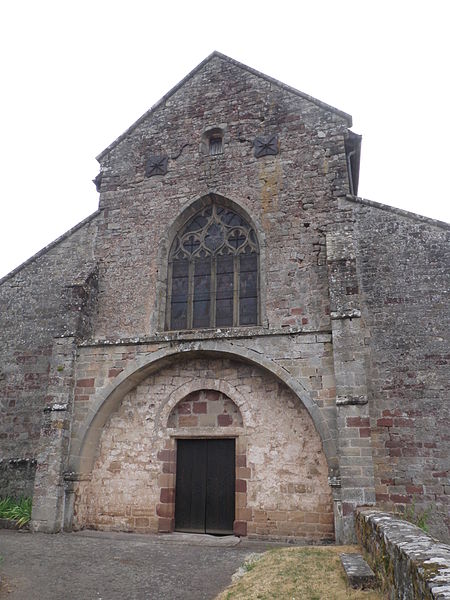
[166,202,259,330]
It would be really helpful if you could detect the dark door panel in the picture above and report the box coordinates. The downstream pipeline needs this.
[205,439,235,534]
[175,439,207,532]
[175,439,235,535]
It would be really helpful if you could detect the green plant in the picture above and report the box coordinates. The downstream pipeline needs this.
[0,496,32,528]
[402,502,431,533]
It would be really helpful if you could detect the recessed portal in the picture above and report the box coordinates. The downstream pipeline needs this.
[175,438,235,535]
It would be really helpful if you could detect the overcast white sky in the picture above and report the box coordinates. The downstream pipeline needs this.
[1,0,448,278]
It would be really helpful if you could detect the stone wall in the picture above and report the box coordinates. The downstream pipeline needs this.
[0,458,36,498]
[93,54,351,340]
[356,508,450,599]
[73,356,334,542]
[0,213,99,498]
[352,198,450,542]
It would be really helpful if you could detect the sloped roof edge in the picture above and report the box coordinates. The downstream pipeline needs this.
[346,194,450,230]
[0,209,102,286]
[96,51,353,162]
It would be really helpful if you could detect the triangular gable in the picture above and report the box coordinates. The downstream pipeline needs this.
[96,51,352,162]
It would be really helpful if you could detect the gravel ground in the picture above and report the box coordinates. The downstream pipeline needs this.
[0,529,285,600]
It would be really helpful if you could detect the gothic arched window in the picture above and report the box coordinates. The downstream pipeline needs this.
[166,203,259,330]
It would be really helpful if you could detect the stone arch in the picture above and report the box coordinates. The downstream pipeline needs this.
[151,191,268,331]
[69,341,338,479]
[157,378,255,432]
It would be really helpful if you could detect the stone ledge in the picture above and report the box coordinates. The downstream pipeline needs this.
[340,553,376,589]
[78,326,332,347]
[356,508,450,599]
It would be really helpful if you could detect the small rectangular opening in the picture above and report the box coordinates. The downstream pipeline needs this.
[209,136,223,156]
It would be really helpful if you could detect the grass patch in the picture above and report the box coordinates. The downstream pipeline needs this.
[216,545,382,600]
[0,497,32,528]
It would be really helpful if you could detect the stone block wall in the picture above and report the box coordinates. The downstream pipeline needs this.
[73,355,334,542]
[352,199,450,542]
[356,508,450,599]
[93,54,352,340]
[0,458,36,498]
[0,214,99,498]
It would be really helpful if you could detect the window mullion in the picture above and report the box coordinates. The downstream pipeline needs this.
[187,259,194,329]
[233,254,240,327]
[166,262,173,329]
[211,256,216,328]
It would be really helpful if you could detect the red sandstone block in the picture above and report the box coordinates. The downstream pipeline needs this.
[236,455,247,467]
[233,521,247,536]
[205,390,220,400]
[301,317,309,325]
[377,418,393,427]
[160,488,175,503]
[342,502,354,516]
[193,402,207,414]
[157,450,173,462]
[177,402,191,414]
[158,518,173,533]
[108,368,123,378]
[291,307,303,315]
[74,395,89,402]
[432,471,448,478]
[406,485,424,494]
[76,378,95,388]
[385,440,402,448]
[236,479,247,493]
[347,417,370,427]
[218,414,233,426]
[359,428,371,437]
[389,448,401,457]
[389,494,411,504]
[162,462,176,474]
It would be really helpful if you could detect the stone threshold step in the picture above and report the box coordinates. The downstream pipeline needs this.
[340,553,377,589]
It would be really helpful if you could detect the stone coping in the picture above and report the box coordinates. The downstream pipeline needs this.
[356,508,450,599]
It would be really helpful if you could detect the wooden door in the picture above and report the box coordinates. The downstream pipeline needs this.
[175,439,235,535]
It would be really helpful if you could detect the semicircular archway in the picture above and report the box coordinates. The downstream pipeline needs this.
[69,340,338,478]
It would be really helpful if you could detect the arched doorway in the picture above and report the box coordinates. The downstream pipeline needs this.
[69,351,337,541]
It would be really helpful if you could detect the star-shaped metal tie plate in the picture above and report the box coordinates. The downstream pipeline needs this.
[254,135,279,158]
[145,154,168,177]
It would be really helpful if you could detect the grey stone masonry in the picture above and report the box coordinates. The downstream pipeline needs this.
[326,228,376,542]
[0,52,448,547]
[356,508,450,599]
[340,553,376,589]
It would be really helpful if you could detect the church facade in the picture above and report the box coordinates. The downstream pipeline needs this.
[1,52,448,543]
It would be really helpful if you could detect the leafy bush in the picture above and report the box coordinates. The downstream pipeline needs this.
[0,497,32,528]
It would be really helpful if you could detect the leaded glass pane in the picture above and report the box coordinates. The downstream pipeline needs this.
[167,201,259,330]
[216,254,234,327]
[193,259,211,328]
[171,259,189,329]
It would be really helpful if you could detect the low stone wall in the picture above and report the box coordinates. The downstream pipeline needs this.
[356,508,450,599]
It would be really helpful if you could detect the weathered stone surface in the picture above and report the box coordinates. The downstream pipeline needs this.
[340,553,376,589]
[0,52,448,546]
[356,508,450,599]
[73,357,334,542]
